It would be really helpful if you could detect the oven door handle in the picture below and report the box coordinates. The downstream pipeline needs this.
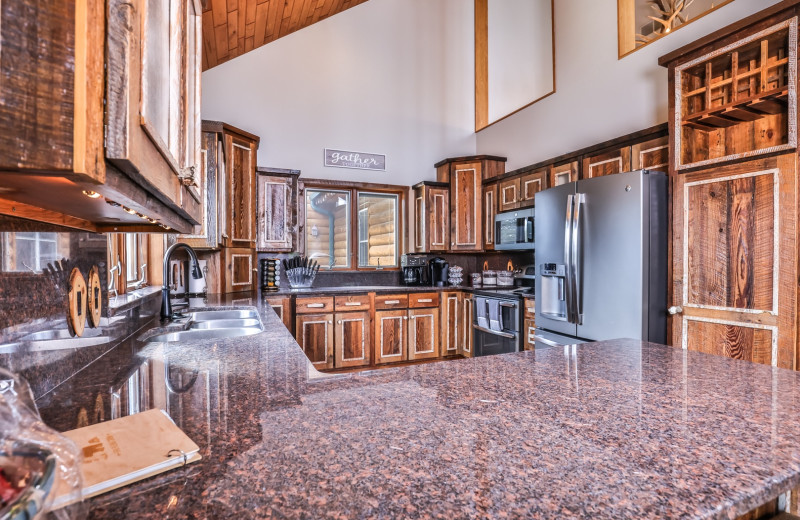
[473,324,516,339]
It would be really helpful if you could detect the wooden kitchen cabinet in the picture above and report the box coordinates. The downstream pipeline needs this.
[519,169,547,207]
[264,296,293,332]
[408,307,440,360]
[180,130,224,249]
[412,182,450,253]
[226,133,258,248]
[631,136,669,171]
[483,183,498,251]
[223,247,256,294]
[374,310,408,364]
[498,178,520,212]
[0,0,203,233]
[582,147,632,178]
[661,5,800,369]
[550,161,578,187]
[523,298,536,351]
[460,295,474,358]
[435,156,506,252]
[441,292,462,357]
[256,168,300,252]
[334,311,371,368]
[296,313,334,370]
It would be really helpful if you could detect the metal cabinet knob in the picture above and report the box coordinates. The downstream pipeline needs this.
[668,306,683,315]
[404,316,408,320]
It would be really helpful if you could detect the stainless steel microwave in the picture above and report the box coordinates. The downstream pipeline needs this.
[495,208,534,251]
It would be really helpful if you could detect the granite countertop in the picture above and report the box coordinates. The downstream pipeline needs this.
[266,284,533,296]
[37,295,800,519]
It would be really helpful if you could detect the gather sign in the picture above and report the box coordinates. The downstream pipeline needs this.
[324,149,386,171]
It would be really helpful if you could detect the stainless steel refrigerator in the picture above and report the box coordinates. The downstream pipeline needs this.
[534,170,668,347]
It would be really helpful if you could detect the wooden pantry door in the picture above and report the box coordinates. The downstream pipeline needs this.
[671,154,797,369]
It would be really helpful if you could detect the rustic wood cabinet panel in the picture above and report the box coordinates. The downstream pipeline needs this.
[296,313,334,370]
[582,147,632,178]
[519,169,546,206]
[412,182,450,253]
[295,297,335,314]
[449,162,483,251]
[223,247,256,293]
[256,168,299,252]
[180,130,222,249]
[441,292,462,357]
[631,136,669,171]
[523,319,536,351]
[483,183,498,250]
[334,311,371,368]
[550,162,577,187]
[227,135,257,247]
[408,293,440,309]
[498,178,520,212]
[334,294,371,312]
[264,296,292,332]
[375,294,409,310]
[408,308,439,360]
[460,295,474,357]
[375,310,408,364]
[671,155,797,368]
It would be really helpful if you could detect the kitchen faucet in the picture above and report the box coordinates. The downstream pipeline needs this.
[161,243,202,320]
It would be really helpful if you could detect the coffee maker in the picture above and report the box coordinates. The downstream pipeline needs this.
[402,255,429,286]
[429,257,449,287]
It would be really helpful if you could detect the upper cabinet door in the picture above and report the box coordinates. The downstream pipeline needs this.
[631,136,669,171]
[519,169,547,207]
[226,135,257,247]
[498,178,520,212]
[413,182,450,253]
[257,171,298,252]
[179,131,221,249]
[450,162,483,251]
[582,147,632,178]
[106,0,202,215]
[550,161,578,187]
[483,183,498,250]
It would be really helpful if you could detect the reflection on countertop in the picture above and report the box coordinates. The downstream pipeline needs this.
[34,293,800,519]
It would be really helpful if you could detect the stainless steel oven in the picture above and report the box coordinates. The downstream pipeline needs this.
[473,292,521,356]
[494,208,535,251]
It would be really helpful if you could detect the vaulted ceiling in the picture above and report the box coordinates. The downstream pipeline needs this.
[202,0,370,70]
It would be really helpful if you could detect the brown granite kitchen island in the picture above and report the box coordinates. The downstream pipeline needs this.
[35,297,800,519]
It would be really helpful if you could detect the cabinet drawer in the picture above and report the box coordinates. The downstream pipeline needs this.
[375,294,409,310]
[335,294,371,312]
[409,292,439,308]
[296,296,334,314]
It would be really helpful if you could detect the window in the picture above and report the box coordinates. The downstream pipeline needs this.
[304,184,403,270]
[1,232,62,272]
[357,193,398,268]
[107,233,162,295]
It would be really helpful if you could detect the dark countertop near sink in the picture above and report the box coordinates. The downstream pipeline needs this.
[38,293,800,519]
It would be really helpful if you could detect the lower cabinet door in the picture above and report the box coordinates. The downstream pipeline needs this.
[523,319,536,351]
[264,296,292,333]
[334,311,371,368]
[461,296,474,358]
[224,247,256,293]
[408,308,439,360]
[441,293,461,356]
[375,310,408,364]
[295,313,334,370]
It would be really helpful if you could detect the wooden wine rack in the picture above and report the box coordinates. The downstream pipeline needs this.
[674,17,797,170]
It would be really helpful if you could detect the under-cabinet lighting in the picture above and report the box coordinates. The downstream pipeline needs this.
[105,199,121,207]
[123,207,137,215]
[82,190,101,199]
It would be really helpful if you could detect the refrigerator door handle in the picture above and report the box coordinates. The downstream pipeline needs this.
[571,193,585,325]
[564,194,575,323]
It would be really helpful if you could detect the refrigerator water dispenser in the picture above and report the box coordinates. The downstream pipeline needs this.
[540,263,567,321]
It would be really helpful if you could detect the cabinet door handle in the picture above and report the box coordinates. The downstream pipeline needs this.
[384,300,400,305]
[418,299,433,303]
[344,302,362,306]
[306,303,325,308]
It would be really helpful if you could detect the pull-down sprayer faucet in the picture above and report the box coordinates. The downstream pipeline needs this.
[161,243,203,320]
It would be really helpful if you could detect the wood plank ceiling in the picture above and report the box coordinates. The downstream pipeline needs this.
[202,0,370,70]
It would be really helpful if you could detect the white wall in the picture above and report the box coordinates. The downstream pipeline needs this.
[487,0,553,123]
[202,0,476,185]
[476,0,784,171]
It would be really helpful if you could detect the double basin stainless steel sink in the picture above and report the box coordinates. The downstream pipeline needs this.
[143,309,264,343]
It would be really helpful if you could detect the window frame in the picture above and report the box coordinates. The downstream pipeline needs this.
[107,233,165,296]
[356,191,400,269]
[300,179,406,272]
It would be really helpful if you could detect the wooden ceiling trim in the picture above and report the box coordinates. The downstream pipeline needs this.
[202,0,370,70]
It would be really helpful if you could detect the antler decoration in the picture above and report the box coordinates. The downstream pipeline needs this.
[648,0,695,35]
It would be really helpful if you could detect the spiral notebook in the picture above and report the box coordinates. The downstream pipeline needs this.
[52,409,201,508]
